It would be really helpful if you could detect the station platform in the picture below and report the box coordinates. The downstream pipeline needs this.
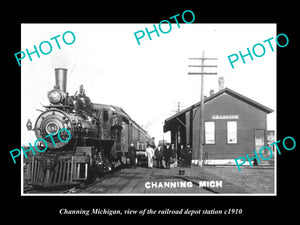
[75,165,274,195]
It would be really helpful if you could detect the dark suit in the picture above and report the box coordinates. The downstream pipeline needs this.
[164,146,172,169]
[128,146,136,168]
[155,147,164,168]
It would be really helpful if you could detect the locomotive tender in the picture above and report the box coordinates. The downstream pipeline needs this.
[24,68,151,188]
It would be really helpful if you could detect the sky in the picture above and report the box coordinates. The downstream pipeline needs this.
[21,23,276,145]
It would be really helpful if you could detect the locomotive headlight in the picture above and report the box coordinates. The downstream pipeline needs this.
[45,121,60,135]
[48,90,62,104]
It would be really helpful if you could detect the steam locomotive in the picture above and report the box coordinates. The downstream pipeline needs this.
[24,68,151,188]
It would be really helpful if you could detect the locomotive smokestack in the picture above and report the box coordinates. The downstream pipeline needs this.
[55,68,68,92]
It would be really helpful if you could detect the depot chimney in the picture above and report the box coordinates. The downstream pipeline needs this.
[218,77,225,91]
[55,68,67,92]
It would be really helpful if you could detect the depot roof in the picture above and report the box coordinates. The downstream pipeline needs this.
[164,87,273,131]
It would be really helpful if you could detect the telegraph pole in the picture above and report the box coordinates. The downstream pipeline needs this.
[171,101,184,114]
[188,51,217,167]
[177,101,181,113]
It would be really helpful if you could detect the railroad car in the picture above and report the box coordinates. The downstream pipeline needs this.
[24,68,151,189]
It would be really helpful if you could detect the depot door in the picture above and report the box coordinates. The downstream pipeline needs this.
[254,129,265,154]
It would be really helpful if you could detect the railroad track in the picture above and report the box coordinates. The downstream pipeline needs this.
[23,182,87,194]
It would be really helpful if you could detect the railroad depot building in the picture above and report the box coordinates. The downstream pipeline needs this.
[163,85,274,165]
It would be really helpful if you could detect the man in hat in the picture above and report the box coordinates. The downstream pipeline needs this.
[146,144,154,168]
[164,144,173,169]
[155,145,164,168]
[128,143,136,168]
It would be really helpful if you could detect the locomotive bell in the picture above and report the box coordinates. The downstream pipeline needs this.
[55,68,67,92]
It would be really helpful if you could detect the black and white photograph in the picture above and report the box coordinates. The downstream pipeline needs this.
[20,23,277,196]
[5,3,300,220]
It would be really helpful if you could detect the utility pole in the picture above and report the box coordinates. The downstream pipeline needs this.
[188,51,217,167]
[171,101,184,114]
[177,101,181,113]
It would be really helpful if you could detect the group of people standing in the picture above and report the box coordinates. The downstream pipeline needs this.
[145,143,175,169]
[128,142,192,169]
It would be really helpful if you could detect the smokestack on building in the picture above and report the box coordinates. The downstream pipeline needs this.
[209,90,214,96]
[218,76,225,91]
[55,68,68,92]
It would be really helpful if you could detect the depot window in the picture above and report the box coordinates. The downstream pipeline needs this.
[227,121,237,144]
[205,121,215,144]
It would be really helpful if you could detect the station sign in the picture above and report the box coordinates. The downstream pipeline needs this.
[212,115,239,120]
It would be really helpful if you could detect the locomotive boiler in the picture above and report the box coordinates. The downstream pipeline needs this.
[24,68,151,189]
